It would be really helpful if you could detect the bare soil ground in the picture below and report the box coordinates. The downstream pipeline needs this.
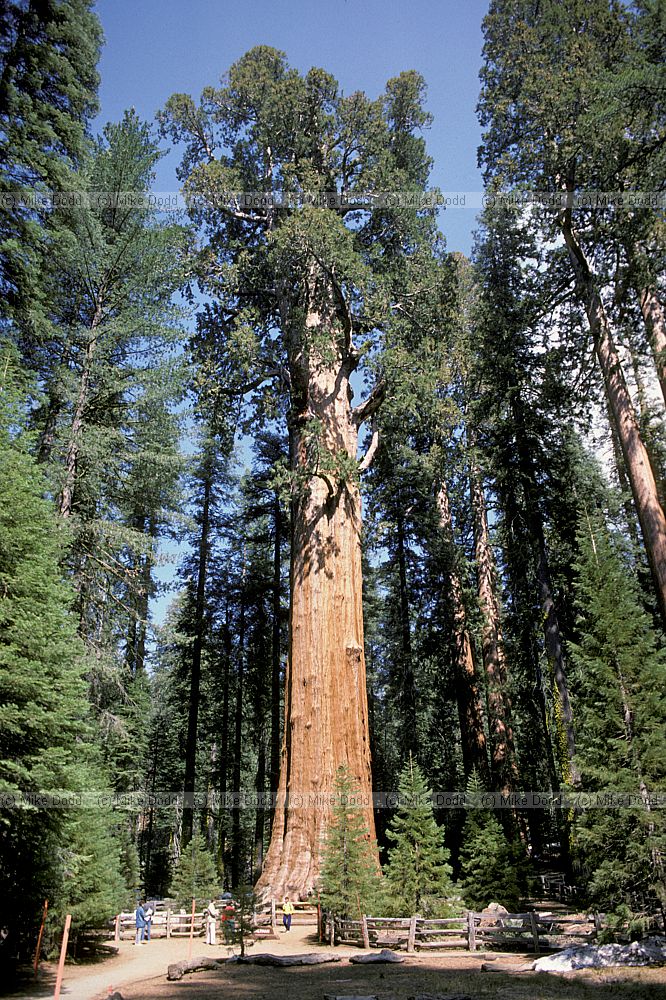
[6,924,666,1000]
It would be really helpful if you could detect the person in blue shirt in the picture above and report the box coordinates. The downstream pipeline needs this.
[135,901,147,945]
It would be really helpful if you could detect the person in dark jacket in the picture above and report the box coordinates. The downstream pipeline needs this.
[135,901,147,945]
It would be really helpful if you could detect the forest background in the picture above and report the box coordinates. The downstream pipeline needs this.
[1,0,665,972]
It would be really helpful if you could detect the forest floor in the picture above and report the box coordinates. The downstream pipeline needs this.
[7,923,666,1000]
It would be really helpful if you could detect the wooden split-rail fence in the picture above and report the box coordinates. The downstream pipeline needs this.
[330,910,602,954]
[114,898,604,954]
[114,898,320,943]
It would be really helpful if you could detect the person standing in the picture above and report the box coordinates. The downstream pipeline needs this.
[134,900,146,945]
[282,896,294,932]
[143,904,153,942]
[221,897,236,943]
[204,899,218,946]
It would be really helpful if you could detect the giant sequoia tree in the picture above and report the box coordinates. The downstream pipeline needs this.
[160,47,442,896]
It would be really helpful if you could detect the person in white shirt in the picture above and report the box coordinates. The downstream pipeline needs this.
[204,899,218,946]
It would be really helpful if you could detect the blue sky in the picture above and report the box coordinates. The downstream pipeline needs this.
[95,0,489,255]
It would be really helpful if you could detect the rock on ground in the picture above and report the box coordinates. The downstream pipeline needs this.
[533,935,666,972]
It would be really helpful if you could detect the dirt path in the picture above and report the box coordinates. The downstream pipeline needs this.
[9,924,349,1000]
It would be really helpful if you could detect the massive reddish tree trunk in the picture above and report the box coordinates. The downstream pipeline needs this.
[470,460,518,796]
[560,213,666,625]
[255,282,377,900]
[436,478,490,785]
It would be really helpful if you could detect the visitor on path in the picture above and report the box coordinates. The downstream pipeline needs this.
[282,896,294,932]
[144,904,153,941]
[221,897,236,943]
[134,900,147,945]
[204,899,218,946]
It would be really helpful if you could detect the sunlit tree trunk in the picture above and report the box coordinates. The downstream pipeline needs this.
[256,278,377,899]
[560,211,666,625]
[638,285,666,410]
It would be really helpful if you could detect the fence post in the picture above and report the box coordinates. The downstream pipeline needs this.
[529,911,540,953]
[166,909,171,939]
[329,914,335,946]
[113,914,120,945]
[271,898,277,932]
[33,899,49,976]
[593,913,602,936]
[361,915,370,949]
[467,911,477,952]
[187,898,195,959]
[53,914,72,1000]
[407,914,417,953]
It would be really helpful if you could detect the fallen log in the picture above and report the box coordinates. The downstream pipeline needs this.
[407,994,475,1000]
[324,995,379,1000]
[480,962,534,974]
[167,956,225,981]
[349,948,404,964]
[232,951,342,966]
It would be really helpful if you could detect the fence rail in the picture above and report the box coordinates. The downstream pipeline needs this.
[330,910,599,954]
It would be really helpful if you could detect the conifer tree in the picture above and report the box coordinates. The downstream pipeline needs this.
[0,356,124,964]
[459,774,522,912]
[570,505,666,912]
[169,831,219,908]
[0,0,101,321]
[383,757,454,916]
[319,766,381,920]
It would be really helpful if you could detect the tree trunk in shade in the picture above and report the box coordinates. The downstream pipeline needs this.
[396,506,417,753]
[182,450,214,847]
[469,459,519,796]
[435,477,490,785]
[269,489,282,832]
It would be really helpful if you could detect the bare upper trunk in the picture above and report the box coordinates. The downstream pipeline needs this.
[256,282,376,900]
[560,214,666,626]
[58,301,103,517]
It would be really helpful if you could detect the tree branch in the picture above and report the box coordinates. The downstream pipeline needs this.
[222,367,288,396]
[352,380,385,427]
[358,418,380,472]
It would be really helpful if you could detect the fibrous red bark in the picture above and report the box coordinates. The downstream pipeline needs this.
[255,278,377,899]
